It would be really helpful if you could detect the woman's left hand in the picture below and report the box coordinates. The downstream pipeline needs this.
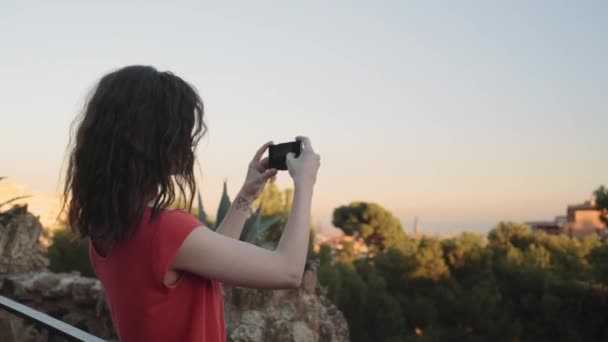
[239,141,278,202]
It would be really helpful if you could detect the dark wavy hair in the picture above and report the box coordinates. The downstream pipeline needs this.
[63,65,206,253]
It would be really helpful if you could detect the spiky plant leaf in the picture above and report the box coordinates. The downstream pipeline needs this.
[248,215,282,244]
[240,205,262,241]
[0,195,31,209]
[214,180,231,230]
[197,191,209,228]
[240,200,284,244]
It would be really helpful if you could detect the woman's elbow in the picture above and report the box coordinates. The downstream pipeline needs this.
[283,271,302,289]
[275,259,302,289]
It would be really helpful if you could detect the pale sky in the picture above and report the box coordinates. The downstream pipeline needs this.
[1,1,607,234]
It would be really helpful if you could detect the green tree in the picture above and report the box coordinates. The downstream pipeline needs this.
[357,262,407,341]
[336,240,357,264]
[332,263,370,342]
[488,221,533,249]
[524,244,552,269]
[594,185,608,225]
[332,202,406,255]
[47,229,95,277]
[318,202,608,341]
[253,182,284,217]
[319,244,333,266]
[442,232,492,286]
[442,232,486,270]
[588,243,608,284]
[374,247,417,292]
[410,237,450,280]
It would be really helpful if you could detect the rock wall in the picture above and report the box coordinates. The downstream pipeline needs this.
[0,262,349,342]
[224,260,349,342]
[0,205,48,274]
[0,271,114,342]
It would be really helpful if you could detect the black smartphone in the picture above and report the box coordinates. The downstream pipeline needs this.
[268,141,302,170]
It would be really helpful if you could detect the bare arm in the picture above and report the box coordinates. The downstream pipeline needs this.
[172,136,320,289]
[213,193,252,239]
[172,181,314,288]
[274,181,313,282]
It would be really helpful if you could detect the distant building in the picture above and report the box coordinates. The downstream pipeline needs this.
[526,220,562,235]
[527,200,606,238]
[313,233,369,258]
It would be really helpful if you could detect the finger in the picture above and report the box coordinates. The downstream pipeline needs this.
[252,157,269,173]
[295,136,314,153]
[270,175,277,183]
[259,157,269,170]
[253,141,274,163]
[286,152,296,162]
[267,168,278,178]
[258,169,278,183]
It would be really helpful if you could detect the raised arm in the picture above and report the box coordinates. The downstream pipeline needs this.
[172,136,320,288]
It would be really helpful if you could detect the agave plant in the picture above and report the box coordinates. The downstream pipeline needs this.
[215,181,231,229]
[240,206,282,245]
[198,180,283,245]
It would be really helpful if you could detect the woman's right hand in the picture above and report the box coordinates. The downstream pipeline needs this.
[286,136,320,187]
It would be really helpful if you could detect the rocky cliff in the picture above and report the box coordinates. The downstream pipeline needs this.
[0,205,48,274]
[224,261,349,342]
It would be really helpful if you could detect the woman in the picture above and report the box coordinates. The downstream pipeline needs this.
[63,65,320,341]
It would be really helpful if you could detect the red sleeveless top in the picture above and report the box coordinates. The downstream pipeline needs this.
[89,207,226,342]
